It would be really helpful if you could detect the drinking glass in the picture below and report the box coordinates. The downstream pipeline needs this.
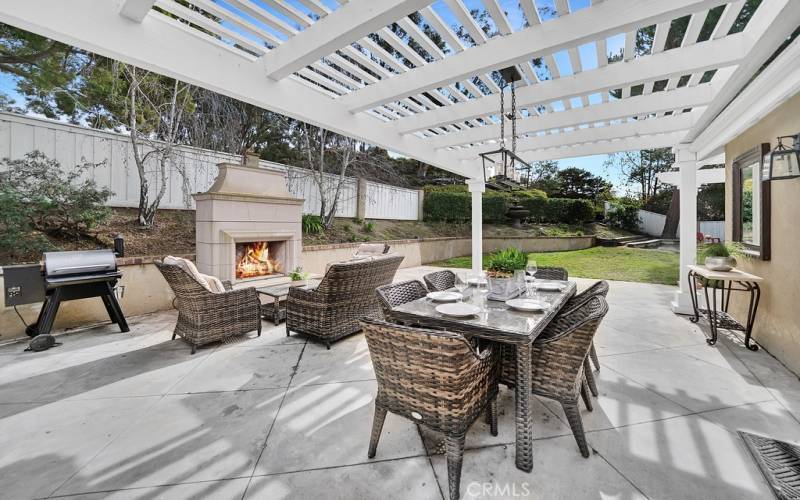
[475,279,491,311]
[454,271,468,301]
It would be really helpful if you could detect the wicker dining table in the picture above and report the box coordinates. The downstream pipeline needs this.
[389,280,577,473]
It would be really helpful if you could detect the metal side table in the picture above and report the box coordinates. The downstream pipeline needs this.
[687,265,763,351]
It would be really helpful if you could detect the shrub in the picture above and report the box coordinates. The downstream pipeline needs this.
[423,190,471,222]
[302,214,324,234]
[540,198,595,224]
[605,200,641,231]
[482,191,511,223]
[0,151,112,261]
[486,247,527,276]
[515,190,548,220]
[362,221,375,233]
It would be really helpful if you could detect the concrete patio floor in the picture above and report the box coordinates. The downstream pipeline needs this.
[1,266,799,499]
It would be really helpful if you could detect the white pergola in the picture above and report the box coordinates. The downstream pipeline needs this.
[3,0,799,312]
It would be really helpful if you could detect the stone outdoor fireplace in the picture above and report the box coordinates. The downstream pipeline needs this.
[193,153,303,284]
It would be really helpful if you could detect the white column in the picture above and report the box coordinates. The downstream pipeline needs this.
[466,179,485,275]
[671,146,699,314]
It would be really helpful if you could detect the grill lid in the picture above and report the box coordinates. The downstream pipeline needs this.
[44,249,117,278]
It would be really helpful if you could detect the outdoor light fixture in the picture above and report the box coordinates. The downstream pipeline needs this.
[479,66,533,185]
[766,134,800,180]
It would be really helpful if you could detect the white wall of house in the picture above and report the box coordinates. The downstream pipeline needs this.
[605,203,723,240]
[0,111,420,220]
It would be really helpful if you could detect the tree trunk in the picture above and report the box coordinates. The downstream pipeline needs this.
[661,189,680,239]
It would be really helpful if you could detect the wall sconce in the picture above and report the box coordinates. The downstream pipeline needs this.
[766,134,800,180]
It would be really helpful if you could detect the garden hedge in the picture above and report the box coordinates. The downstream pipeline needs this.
[423,187,595,225]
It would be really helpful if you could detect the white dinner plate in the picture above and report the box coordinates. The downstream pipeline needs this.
[535,282,566,292]
[435,303,480,317]
[505,298,548,312]
[427,291,463,302]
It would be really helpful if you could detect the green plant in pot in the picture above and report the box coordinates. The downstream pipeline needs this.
[485,247,527,298]
[700,242,746,271]
[289,266,309,285]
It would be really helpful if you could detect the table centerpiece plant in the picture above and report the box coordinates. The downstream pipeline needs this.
[485,247,527,299]
[289,266,309,286]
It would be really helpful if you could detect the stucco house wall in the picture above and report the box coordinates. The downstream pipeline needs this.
[724,91,800,375]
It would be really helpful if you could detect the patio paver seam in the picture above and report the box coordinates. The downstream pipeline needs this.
[44,476,252,499]
[593,449,653,500]
[241,339,309,500]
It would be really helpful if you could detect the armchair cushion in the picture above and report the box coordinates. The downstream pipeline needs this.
[163,255,224,293]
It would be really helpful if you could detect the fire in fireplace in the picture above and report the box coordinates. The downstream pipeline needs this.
[235,241,281,279]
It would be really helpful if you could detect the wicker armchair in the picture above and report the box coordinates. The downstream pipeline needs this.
[563,281,610,390]
[500,296,608,457]
[534,266,569,281]
[155,261,261,354]
[360,317,500,500]
[285,254,403,348]
[423,269,456,292]
[375,280,429,320]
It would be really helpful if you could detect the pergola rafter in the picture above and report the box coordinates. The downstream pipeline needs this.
[1,0,797,186]
[336,0,742,114]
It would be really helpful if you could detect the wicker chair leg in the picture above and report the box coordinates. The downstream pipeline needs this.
[580,380,594,412]
[561,400,590,458]
[171,332,177,340]
[285,325,290,337]
[367,405,388,459]
[584,358,599,397]
[445,433,467,500]
[590,342,600,372]
[191,343,197,355]
[488,395,499,437]
[257,320,262,337]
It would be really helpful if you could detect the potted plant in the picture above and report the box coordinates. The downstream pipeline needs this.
[485,247,527,298]
[288,266,309,286]
[700,242,745,271]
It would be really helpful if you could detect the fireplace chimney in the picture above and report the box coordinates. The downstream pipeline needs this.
[244,148,260,168]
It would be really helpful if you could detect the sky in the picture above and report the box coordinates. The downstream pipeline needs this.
[0,0,629,190]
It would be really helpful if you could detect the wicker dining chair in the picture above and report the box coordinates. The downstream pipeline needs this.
[500,296,609,458]
[534,266,569,281]
[155,261,261,354]
[360,317,500,500]
[285,254,403,348]
[562,280,610,389]
[375,280,429,320]
[423,269,457,292]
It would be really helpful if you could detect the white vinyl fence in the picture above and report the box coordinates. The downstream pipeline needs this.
[604,203,724,240]
[0,111,419,220]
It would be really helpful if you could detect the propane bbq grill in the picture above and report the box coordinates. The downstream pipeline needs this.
[3,239,129,338]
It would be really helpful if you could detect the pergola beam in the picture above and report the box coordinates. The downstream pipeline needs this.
[520,132,686,161]
[118,0,155,22]
[394,33,746,134]
[339,0,740,113]
[459,112,698,159]
[263,0,433,80]
[684,0,800,144]
[0,0,481,179]
[430,82,718,149]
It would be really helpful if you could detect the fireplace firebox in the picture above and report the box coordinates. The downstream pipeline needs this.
[235,241,284,280]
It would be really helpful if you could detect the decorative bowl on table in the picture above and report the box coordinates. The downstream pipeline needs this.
[704,256,736,272]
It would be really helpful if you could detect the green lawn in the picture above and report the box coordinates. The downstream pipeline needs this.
[431,246,680,285]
